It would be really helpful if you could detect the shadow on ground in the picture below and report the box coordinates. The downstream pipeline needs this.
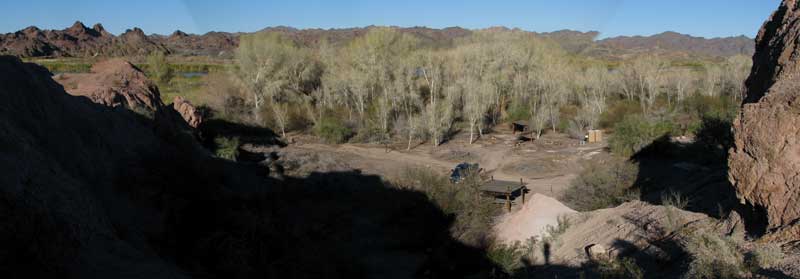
[170,170,499,278]
[507,236,793,279]
[630,117,768,236]
[199,118,287,148]
[0,57,497,278]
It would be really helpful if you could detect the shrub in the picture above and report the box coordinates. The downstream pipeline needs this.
[397,167,497,247]
[745,243,784,271]
[543,215,571,242]
[557,105,579,132]
[592,257,644,279]
[661,190,691,233]
[694,115,733,151]
[661,190,690,209]
[487,242,527,273]
[146,51,173,85]
[196,71,253,123]
[608,116,674,157]
[680,228,785,278]
[600,99,642,129]
[505,101,531,122]
[314,117,353,144]
[286,100,314,131]
[350,123,386,144]
[683,94,737,121]
[214,136,240,160]
[562,157,639,211]
[683,231,747,279]
[566,119,586,140]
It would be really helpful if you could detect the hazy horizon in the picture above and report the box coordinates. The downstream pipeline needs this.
[0,0,780,39]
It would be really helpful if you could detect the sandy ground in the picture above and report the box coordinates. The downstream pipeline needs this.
[277,126,608,247]
[494,194,578,244]
[285,125,606,199]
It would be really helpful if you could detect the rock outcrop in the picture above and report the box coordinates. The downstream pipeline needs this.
[0,56,496,278]
[0,55,206,277]
[0,21,167,57]
[729,0,800,241]
[54,59,201,130]
[57,59,163,112]
[172,96,203,128]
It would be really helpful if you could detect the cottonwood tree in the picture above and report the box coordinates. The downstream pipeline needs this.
[642,57,667,115]
[234,32,319,136]
[391,58,422,149]
[703,64,723,97]
[420,51,451,147]
[667,68,695,105]
[723,55,751,100]
[450,42,501,144]
[529,107,549,139]
[621,55,667,115]
[536,54,569,133]
[576,66,612,129]
[618,62,640,101]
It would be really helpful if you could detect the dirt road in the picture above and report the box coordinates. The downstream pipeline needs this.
[289,132,606,199]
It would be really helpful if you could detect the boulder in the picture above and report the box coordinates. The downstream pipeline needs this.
[729,0,800,241]
[58,58,164,113]
[56,59,198,130]
[585,244,610,262]
[172,96,203,128]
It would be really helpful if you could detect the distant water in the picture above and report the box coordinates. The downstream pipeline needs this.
[51,71,208,78]
[181,72,208,78]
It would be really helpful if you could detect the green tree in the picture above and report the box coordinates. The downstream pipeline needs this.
[147,51,173,85]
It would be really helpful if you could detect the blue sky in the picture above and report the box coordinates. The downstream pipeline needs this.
[0,0,781,39]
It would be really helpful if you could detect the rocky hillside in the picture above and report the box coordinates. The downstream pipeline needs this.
[729,0,800,242]
[148,30,238,57]
[1,22,753,59]
[0,56,497,278]
[596,31,754,58]
[0,21,168,57]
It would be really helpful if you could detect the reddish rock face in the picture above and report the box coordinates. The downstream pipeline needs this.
[58,59,164,113]
[0,21,167,57]
[729,0,800,241]
[55,59,200,130]
[172,96,203,128]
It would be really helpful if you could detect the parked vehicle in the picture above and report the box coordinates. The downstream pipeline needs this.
[450,162,480,183]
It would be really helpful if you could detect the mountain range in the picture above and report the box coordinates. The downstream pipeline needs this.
[0,21,754,59]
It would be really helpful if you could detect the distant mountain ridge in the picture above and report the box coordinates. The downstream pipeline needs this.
[596,31,754,58]
[0,21,754,59]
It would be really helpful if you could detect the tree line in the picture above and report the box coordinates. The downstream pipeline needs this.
[223,27,751,148]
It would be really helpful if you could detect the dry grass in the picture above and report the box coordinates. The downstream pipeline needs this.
[562,157,639,211]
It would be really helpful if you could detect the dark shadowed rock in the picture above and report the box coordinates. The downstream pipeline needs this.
[729,0,800,242]
[0,55,497,277]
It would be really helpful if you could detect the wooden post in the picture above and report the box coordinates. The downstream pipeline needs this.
[506,185,511,212]
[520,178,525,204]
[506,192,511,212]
